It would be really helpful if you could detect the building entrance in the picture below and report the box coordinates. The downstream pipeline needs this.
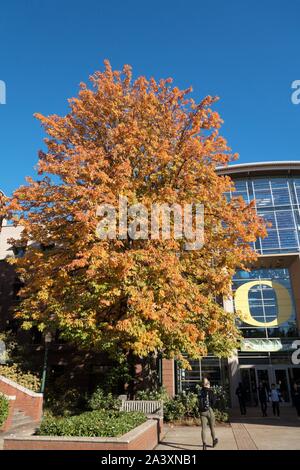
[240,365,293,406]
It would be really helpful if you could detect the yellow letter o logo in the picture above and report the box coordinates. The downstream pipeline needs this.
[234,280,292,327]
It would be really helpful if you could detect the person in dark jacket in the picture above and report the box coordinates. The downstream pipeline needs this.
[258,381,268,417]
[293,382,300,419]
[198,378,218,450]
[251,383,258,407]
[236,382,247,415]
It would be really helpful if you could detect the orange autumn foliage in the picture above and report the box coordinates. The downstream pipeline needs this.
[4,61,266,364]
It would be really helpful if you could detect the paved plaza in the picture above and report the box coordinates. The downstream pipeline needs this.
[1,407,299,451]
[157,407,300,450]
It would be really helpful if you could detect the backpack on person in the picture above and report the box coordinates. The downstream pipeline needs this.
[198,388,211,412]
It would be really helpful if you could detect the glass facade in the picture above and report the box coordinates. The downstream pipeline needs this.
[176,173,300,395]
[233,268,298,338]
[227,175,300,338]
[226,176,300,254]
[227,173,300,406]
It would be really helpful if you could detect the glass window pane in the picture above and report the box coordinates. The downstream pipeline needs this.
[295,187,300,202]
[261,230,280,249]
[278,230,298,248]
[276,210,295,229]
[272,188,291,206]
[259,211,276,226]
[234,180,248,191]
[254,190,273,207]
[270,178,288,188]
[293,178,300,188]
[252,179,270,190]
[232,191,249,203]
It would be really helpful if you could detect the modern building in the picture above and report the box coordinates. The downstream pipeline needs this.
[167,161,300,407]
[2,162,300,406]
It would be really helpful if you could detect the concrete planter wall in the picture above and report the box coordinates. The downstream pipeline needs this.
[4,418,162,450]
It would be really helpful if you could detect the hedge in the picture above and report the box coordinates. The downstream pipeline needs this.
[0,393,9,428]
[37,410,146,437]
[136,386,229,423]
[0,364,41,392]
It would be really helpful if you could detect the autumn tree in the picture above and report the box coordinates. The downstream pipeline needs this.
[4,62,266,371]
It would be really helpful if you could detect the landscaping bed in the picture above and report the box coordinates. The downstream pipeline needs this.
[136,386,229,424]
[4,418,159,450]
[37,410,147,438]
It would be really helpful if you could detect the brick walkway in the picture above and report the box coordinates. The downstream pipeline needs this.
[230,423,257,450]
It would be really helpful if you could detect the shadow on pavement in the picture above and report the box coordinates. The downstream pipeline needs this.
[230,407,300,428]
[157,442,202,450]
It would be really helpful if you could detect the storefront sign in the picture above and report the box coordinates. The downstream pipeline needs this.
[241,338,295,352]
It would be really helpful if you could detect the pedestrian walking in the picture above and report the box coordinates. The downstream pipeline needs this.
[198,378,218,450]
[258,381,268,417]
[236,382,247,415]
[293,382,300,420]
[252,383,258,407]
[269,383,281,417]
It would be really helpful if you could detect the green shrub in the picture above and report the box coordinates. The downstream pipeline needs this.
[91,386,228,424]
[136,388,200,422]
[175,392,200,418]
[137,385,229,423]
[135,386,169,402]
[0,364,41,392]
[164,397,186,422]
[44,388,87,417]
[88,387,121,411]
[213,409,229,423]
[0,393,9,428]
[37,410,146,437]
[211,385,229,412]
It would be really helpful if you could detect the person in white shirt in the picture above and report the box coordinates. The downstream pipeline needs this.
[269,383,281,417]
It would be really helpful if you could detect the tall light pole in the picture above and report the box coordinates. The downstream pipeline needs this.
[40,332,52,394]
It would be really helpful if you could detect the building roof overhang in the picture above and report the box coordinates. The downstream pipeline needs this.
[217,161,300,178]
[247,253,300,270]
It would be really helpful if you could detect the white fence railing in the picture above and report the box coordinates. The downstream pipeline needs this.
[120,400,163,417]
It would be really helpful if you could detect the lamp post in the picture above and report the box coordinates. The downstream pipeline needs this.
[40,331,52,394]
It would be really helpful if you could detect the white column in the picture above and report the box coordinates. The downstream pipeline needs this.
[223,294,241,407]
[228,352,241,407]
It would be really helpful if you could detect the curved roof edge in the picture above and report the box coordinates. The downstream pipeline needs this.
[217,161,300,177]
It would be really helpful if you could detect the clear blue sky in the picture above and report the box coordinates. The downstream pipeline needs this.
[1,0,300,195]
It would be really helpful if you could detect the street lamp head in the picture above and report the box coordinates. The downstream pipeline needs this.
[44,332,52,344]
